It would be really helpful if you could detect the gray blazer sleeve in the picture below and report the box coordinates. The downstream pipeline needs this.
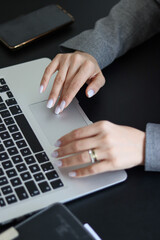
[61,0,160,172]
[61,0,160,69]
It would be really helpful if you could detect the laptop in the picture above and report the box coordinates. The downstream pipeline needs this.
[0,58,127,223]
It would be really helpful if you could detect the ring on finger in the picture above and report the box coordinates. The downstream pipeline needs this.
[88,149,98,164]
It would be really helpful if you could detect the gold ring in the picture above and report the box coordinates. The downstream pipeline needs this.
[88,149,98,164]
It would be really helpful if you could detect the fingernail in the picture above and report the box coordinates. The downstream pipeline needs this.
[55,106,61,115]
[87,89,95,98]
[52,151,58,158]
[55,160,62,167]
[40,85,44,94]
[68,171,76,177]
[47,99,54,108]
[60,100,66,111]
[54,140,61,147]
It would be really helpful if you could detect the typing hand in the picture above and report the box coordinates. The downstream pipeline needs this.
[52,121,145,178]
[40,51,105,114]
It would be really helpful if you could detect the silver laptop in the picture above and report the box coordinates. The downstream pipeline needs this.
[0,58,127,223]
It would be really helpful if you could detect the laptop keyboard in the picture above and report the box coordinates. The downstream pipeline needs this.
[0,78,63,207]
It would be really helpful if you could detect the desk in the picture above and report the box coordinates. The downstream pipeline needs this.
[0,0,160,239]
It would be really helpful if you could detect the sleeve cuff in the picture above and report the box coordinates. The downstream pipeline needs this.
[145,123,160,172]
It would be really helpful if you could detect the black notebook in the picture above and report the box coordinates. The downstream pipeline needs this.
[0,203,96,240]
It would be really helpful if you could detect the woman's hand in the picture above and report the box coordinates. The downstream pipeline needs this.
[52,121,145,178]
[40,51,105,114]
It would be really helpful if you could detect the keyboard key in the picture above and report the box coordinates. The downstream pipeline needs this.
[0,198,6,207]
[20,147,31,157]
[46,171,59,181]
[20,172,32,181]
[8,125,19,133]
[16,163,27,173]
[38,181,51,193]
[9,105,22,115]
[0,78,6,85]
[6,194,17,204]
[16,140,27,149]
[0,131,10,140]
[0,152,9,161]
[0,97,3,103]
[12,155,23,164]
[29,164,40,173]
[41,162,54,172]
[4,139,14,148]
[0,168,4,176]
[2,160,13,169]
[0,117,2,123]
[7,147,18,156]
[50,179,64,189]
[5,98,17,106]
[34,172,45,182]
[15,186,29,201]
[0,124,6,132]
[0,85,9,93]
[10,177,22,187]
[6,91,13,98]
[0,110,11,118]
[1,185,13,195]
[25,181,40,197]
[24,156,36,165]
[12,132,23,141]
[4,117,15,126]
[0,176,8,186]
[0,144,5,152]
[0,103,7,111]
[35,152,49,164]
[6,169,17,178]
[14,114,43,153]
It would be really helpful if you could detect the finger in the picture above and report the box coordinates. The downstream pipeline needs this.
[53,135,100,158]
[68,159,115,178]
[40,54,61,92]
[55,122,103,147]
[85,72,106,98]
[47,64,69,109]
[56,148,108,168]
[55,63,81,111]
[58,61,96,111]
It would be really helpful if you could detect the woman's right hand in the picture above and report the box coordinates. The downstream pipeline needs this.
[40,51,105,114]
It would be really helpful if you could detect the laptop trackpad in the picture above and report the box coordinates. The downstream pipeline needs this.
[29,100,88,146]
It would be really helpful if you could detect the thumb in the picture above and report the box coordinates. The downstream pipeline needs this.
[85,72,106,98]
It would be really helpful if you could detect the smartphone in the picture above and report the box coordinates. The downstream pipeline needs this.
[0,5,74,50]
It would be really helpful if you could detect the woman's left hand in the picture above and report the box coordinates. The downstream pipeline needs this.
[52,121,145,178]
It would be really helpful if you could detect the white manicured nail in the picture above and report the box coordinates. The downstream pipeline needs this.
[56,160,62,167]
[55,106,61,115]
[52,151,58,158]
[87,89,95,98]
[40,85,44,93]
[54,140,61,147]
[60,100,66,111]
[47,99,54,108]
[68,171,76,177]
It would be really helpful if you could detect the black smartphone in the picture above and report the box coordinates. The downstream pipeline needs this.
[0,5,74,50]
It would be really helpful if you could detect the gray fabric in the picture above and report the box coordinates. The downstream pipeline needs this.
[145,124,160,171]
[60,0,160,172]
[61,0,160,69]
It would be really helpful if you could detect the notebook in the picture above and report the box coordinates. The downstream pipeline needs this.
[0,58,127,223]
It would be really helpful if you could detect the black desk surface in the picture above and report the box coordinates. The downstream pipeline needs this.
[0,0,160,239]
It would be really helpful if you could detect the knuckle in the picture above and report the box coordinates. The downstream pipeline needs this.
[55,75,63,84]
[72,129,80,139]
[88,165,97,175]
[72,142,79,152]
[73,52,82,62]
[84,59,94,69]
